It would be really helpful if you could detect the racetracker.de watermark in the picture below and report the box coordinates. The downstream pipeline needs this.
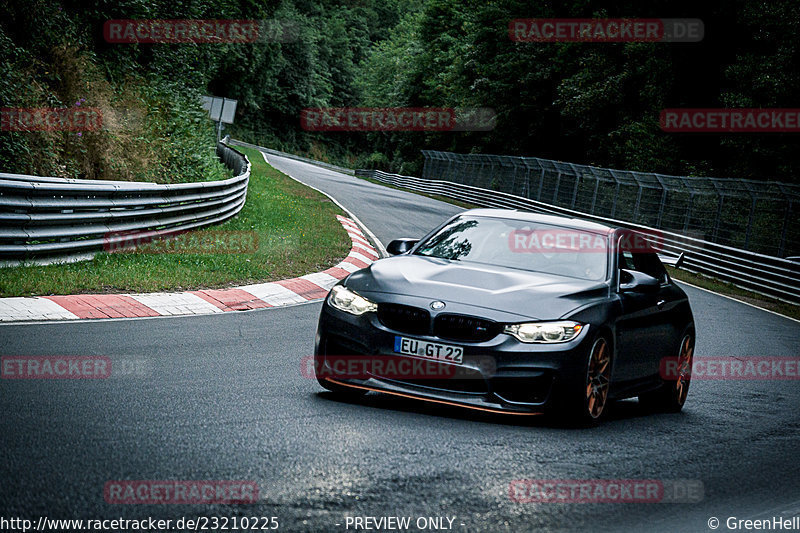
[661,356,800,381]
[1,356,111,379]
[303,355,497,380]
[104,481,259,504]
[1,107,102,131]
[104,19,299,44]
[660,109,800,133]
[300,107,497,132]
[509,18,703,43]
[103,229,259,255]
[508,228,663,253]
[509,479,704,503]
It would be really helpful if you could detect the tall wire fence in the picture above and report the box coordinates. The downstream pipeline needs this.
[421,150,800,258]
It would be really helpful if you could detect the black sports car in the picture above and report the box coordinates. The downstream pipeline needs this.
[314,209,694,424]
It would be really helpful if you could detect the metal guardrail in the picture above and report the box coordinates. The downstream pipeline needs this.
[0,140,251,265]
[422,150,800,259]
[356,168,800,304]
[227,138,355,176]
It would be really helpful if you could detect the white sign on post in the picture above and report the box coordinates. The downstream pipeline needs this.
[209,97,224,122]
[219,99,237,125]
[202,95,238,141]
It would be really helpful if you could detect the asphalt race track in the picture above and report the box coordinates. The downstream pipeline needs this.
[1,151,799,532]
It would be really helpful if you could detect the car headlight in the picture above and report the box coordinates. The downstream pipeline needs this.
[503,321,583,343]
[328,285,378,316]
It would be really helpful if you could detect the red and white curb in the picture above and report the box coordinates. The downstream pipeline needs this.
[0,216,379,322]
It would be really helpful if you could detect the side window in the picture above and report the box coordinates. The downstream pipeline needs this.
[618,250,635,271]
[632,252,668,283]
[617,232,668,284]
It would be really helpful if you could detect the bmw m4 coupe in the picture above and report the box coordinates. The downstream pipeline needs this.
[314,209,695,424]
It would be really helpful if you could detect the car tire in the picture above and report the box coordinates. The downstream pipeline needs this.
[553,333,613,427]
[638,330,694,413]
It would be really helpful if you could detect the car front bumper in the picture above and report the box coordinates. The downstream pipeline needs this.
[314,299,596,415]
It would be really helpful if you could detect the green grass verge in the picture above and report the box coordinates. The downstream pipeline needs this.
[355,173,800,321]
[0,146,351,296]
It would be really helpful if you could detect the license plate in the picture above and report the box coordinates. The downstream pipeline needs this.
[394,336,463,364]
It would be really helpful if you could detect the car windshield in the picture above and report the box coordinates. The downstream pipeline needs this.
[414,216,609,281]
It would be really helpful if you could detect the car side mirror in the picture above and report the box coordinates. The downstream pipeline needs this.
[387,238,419,255]
[619,269,661,293]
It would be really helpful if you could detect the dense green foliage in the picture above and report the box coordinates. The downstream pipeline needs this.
[351,0,800,179]
[1,0,798,182]
[0,0,240,181]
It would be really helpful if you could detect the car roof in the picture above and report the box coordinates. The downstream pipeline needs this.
[459,208,615,234]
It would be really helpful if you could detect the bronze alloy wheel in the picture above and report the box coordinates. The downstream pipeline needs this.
[638,329,695,413]
[586,337,611,419]
[675,334,694,407]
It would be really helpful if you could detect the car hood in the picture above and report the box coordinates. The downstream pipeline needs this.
[345,255,609,320]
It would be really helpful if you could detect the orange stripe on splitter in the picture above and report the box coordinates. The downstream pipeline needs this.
[324,379,543,416]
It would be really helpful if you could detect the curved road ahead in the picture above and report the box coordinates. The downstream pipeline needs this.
[1,150,799,532]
